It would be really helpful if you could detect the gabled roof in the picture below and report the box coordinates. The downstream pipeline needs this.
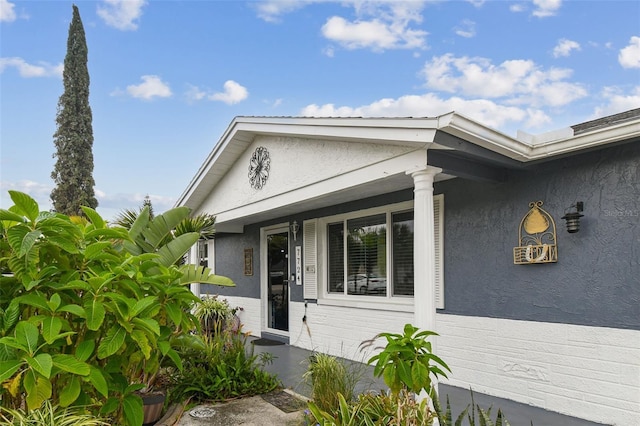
[176,109,640,212]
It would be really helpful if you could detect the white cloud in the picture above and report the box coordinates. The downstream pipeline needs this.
[532,0,562,18]
[455,19,476,38]
[94,190,174,214]
[210,80,249,105]
[0,57,62,78]
[420,54,587,107]
[323,46,335,58]
[185,81,248,104]
[299,92,548,131]
[185,84,207,103]
[0,0,16,22]
[321,2,428,51]
[253,0,308,23]
[593,86,640,117]
[97,0,147,31]
[619,36,640,69]
[126,75,172,100]
[553,38,580,58]
[510,3,526,13]
[0,180,52,210]
[466,0,485,7]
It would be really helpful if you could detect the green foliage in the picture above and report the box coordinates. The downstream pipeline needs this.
[51,4,97,215]
[303,353,361,414]
[432,389,512,426]
[167,328,279,404]
[0,400,109,426]
[307,390,436,426]
[0,191,234,426]
[362,324,450,398]
[193,295,242,335]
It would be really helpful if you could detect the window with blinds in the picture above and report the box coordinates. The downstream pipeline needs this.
[306,197,443,305]
[392,210,414,296]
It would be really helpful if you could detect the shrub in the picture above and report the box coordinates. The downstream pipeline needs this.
[167,327,280,404]
[0,191,233,426]
[303,353,361,414]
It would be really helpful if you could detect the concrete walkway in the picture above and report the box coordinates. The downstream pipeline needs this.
[170,338,606,425]
[251,340,606,426]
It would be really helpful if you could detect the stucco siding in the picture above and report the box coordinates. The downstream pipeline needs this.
[437,142,640,330]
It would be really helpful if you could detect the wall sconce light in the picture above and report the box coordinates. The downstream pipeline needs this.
[290,220,300,241]
[561,202,584,233]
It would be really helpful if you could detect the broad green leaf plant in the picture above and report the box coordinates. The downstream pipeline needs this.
[362,323,451,398]
[0,191,234,426]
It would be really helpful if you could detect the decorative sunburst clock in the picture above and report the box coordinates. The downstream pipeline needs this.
[513,201,558,264]
[248,146,270,190]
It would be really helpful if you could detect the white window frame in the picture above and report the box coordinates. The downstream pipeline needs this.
[317,201,415,311]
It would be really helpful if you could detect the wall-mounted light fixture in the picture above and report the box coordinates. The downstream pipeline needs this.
[290,220,300,241]
[561,202,584,233]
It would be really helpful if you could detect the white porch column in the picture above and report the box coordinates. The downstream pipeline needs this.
[408,166,442,333]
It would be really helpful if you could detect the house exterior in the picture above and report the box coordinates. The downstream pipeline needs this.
[176,109,640,426]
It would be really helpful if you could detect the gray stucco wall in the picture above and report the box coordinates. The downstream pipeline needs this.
[201,224,261,298]
[204,142,638,331]
[436,142,640,330]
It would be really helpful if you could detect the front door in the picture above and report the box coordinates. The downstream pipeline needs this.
[267,231,289,332]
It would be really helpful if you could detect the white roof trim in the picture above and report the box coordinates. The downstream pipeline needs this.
[176,111,640,211]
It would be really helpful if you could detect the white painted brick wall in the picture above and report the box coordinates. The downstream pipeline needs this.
[288,301,413,362]
[436,314,640,426]
[213,298,638,425]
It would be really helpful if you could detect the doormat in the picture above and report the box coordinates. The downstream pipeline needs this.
[260,390,306,413]
[251,338,285,346]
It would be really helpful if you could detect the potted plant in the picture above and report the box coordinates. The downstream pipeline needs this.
[194,295,242,336]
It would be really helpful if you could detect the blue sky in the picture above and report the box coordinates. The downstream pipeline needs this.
[1,0,639,220]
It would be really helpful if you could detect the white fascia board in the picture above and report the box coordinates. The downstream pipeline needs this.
[175,116,438,210]
[233,116,439,145]
[438,111,640,162]
[175,117,242,209]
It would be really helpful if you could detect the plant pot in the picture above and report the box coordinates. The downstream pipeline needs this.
[141,392,166,426]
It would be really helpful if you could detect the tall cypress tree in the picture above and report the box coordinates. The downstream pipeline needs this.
[51,4,97,215]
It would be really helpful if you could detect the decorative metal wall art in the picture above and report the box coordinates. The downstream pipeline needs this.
[248,146,270,190]
[513,201,558,264]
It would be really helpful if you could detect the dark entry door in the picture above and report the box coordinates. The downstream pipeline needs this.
[267,232,289,332]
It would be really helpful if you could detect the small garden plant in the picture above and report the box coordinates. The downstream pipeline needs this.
[305,323,513,426]
[167,324,280,404]
[302,352,362,414]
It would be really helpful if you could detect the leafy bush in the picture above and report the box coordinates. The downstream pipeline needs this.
[0,191,233,426]
[167,327,280,404]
